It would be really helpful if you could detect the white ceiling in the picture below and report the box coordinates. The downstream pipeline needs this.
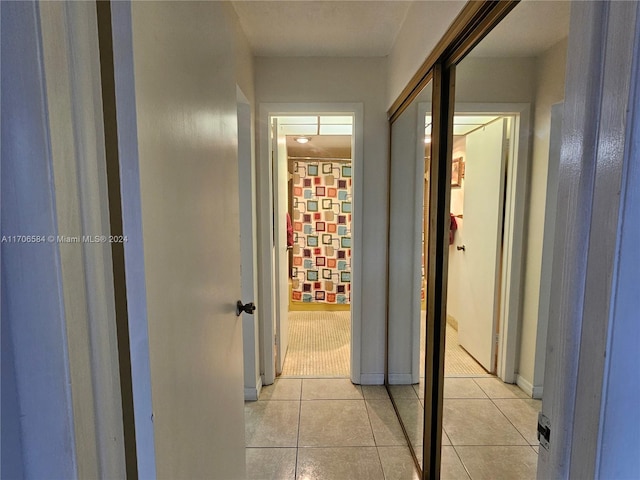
[232,0,570,59]
[231,1,412,57]
[247,1,571,150]
[469,0,571,57]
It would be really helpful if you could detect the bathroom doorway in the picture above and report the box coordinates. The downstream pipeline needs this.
[259,104,363,385]
[278,116,353,377]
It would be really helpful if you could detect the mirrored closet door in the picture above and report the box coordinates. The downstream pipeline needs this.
[386,1,570,478]
[386,76,433,470]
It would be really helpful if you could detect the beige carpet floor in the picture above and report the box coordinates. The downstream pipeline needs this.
[281,311,350,377]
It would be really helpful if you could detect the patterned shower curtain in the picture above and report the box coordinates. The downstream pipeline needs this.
[291,159,352,304]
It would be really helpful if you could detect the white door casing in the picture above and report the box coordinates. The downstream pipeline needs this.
[456,119,508,372]
[238,86,262,401]
[538,1,640,478]
[258,103,364,385]
[273,120,290,374]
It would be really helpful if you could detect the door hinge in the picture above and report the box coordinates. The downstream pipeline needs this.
[495,333,499,345]
[537,412,551,450]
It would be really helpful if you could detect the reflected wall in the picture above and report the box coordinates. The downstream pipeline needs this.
[387,78,432,468]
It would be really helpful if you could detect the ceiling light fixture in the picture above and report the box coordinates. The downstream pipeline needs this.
[295,136,311,144]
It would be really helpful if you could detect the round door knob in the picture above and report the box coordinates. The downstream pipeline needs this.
[236,300,256,316]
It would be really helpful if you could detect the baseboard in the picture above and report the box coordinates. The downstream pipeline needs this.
[358,373,384,385]
[244,376,263,401]
[516,375,543,399]
[388,373,414,385]
[531,385,543,399]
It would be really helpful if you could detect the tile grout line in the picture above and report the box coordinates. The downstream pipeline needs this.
[362,387,388,480]
[495,398,542,447]
[444,378,534,480]
[294,379,303,479]
[450,443,473,480]
[480,387,533,447]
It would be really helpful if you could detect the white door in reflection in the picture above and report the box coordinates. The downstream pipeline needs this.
[455,118,508,372]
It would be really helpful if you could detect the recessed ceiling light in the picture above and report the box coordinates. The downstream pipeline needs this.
[295,136,310,144]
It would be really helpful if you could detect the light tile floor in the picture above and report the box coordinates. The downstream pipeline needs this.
[246,377,541,479]
[245,378,419,480]
[404,377,541,480]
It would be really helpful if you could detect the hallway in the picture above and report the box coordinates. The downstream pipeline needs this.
[5,1,637,478]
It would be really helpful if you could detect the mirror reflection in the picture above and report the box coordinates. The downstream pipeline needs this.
[387,78,432,467]
[442,2,570,477]
[387,1,570,476]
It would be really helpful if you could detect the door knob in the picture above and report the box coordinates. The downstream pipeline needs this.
[236,300,256,316]
[456,245,466,251]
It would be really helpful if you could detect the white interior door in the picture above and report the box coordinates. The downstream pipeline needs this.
[456,119,507,371]
[273,120,290,374]
[123,3,247,477]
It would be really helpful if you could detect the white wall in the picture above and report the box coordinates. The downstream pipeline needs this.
[518,39,568,392]
[387,85,432,383]
[232,5,256,107]
[255,57,388,382]
[455,57,537,104]
[130,2,247,478]
[386,0,466,109]
[387,93,421,382]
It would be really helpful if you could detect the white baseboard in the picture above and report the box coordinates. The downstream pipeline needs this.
[388,373,414,385]
[516,375,543,399]
[358,373,384,385]
[244,376,263,401]
[531,386,543,399]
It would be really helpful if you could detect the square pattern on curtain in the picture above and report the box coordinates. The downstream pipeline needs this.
[291,160,352,304]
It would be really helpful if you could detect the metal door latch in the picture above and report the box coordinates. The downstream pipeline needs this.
[236,300,256,316]
[538,412,551,450]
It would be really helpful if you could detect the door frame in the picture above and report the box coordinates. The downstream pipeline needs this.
[257,103,364,385]
[418,102,530,383]
[101,2,157,477]
[237,86,262,401]
[271,118,288,375]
